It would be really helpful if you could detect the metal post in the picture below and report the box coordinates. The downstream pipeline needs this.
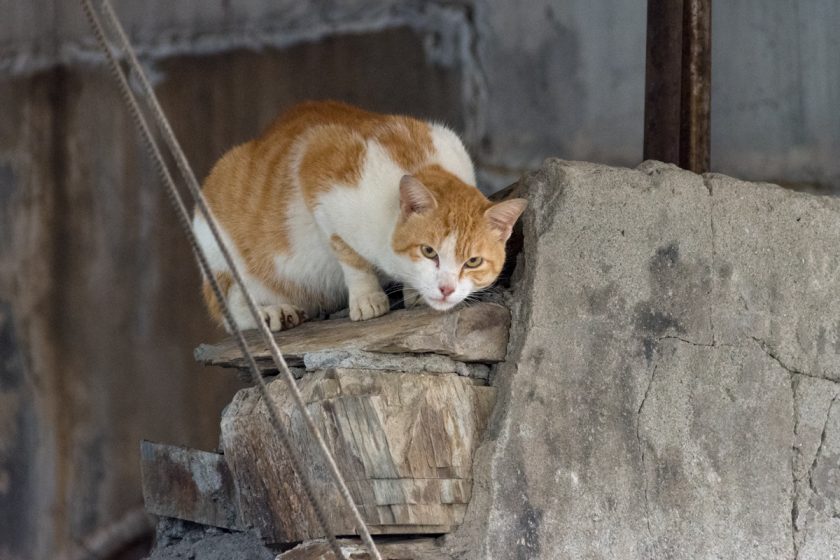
[644,0,712,174]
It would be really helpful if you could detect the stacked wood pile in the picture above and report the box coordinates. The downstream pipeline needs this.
[141,303,509,552]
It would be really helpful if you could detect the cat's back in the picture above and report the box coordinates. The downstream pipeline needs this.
[290,101,475,194]
[260,99,381,138]
[202,101,475,214]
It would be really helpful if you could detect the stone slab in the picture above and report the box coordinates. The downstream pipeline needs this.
[195,303,510,370]
[302,349,490,380]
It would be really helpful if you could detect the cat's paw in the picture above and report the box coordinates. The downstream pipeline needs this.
[260,304,308,332]
[349,291,390,321]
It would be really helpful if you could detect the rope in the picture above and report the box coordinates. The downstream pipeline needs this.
[80,2,383,558]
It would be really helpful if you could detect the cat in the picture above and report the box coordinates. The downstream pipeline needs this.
[194,100,527,332]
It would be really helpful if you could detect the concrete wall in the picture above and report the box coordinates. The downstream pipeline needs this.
[1,1,838,558]
[712,0,840,190]
[2,0,837,190]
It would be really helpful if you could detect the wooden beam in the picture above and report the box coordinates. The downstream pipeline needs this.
[140,441,241,530]
[644,0,712,173]
[194,303,510,371]
[221,368,496,544]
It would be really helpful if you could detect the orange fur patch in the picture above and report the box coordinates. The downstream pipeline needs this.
[377,117,434,170]
[392,165,506,289]
[330,234,373,271]
[299,125,366,207]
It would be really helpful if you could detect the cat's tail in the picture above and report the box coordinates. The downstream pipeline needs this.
[201,271,233,328]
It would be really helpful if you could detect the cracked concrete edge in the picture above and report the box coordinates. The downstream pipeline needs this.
[791,373,804,560]
[642,162,840,559]
[637,160,840,388]
[706,171,840,387]
[790,376,840,558]
[643,333,798,559]
[635,361,659,551]
[647,161,840,558]
[646,335,822,557]
[703,173,718,346]
[514,160,840,558]
[806,395,837,501]
[439,158,551,559]
[752,336,840,385]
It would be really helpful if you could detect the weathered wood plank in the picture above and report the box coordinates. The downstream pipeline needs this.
[195,303,510,370]
[140,441,240,530]
[220,368,495,543]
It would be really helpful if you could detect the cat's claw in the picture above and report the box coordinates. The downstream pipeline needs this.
[260,304,307,332]
[349,291,390,321]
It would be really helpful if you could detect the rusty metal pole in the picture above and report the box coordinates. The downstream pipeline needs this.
[643,0,712,174]
[680,0,712,173]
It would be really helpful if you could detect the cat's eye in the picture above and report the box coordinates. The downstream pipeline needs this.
[464,256,484,268]
[420,245,438,259]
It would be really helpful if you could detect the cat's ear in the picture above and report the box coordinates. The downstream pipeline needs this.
[485,198,528,241]
[399,175,437,218]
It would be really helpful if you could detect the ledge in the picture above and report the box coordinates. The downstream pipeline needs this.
[194,302,511,371]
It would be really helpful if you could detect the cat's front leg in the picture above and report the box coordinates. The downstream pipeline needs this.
[345,270,390,321]
[330,235,389,321]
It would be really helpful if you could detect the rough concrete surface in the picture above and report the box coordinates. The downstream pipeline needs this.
[441,159,840,559]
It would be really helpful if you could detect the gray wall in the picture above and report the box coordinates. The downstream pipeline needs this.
[3,1,837,190]
[712,0,840,190]
[1,1,838,558]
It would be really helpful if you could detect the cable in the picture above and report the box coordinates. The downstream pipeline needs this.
[80,1,384,557]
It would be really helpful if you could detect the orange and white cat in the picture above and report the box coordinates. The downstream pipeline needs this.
[194,100,526,332]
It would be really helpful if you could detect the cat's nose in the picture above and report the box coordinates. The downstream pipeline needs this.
[438,284,455,298]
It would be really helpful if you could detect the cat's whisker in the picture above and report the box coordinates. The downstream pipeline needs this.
[389,297,408,308]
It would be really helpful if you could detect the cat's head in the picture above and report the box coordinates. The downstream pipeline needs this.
[391,166,527,311]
